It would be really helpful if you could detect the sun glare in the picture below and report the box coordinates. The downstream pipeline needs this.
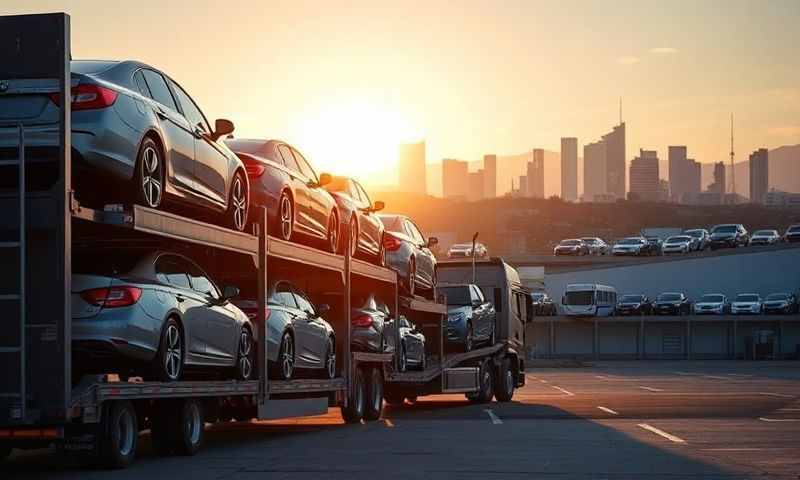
[288,97,420,185]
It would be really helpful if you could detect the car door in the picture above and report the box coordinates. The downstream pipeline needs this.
[400,316,422,364]
[154,255,206,359]
[277,144,315,238]
[291,287,326,368]
[269,281,300,360]
[405,219,434,287]
[168,79,229,207]
[139,69,196,194]
[354,181,381,256]
[292,148,331,238]
[186,259,238,364]
[471,285,492,341]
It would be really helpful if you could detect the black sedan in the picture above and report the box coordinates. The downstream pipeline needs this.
[226,139,341,253]
[653,292,692,315]
[709,224,749,249]
[616,294,653,316]
[441,284,496,351]
[324,176,386,264]
[378,214,438,299]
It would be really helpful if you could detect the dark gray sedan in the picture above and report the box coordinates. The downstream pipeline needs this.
[378,214,438,299]
[441,284,496,351]
[72,250,253,382]
[350,295,426,371]
[0,60,248,231]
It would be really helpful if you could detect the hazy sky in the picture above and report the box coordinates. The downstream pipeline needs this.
[3,0,799,188]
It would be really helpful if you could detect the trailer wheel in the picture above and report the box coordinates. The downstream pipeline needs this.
[171,399,205,456]
[341,367,366,424]
[364,367,384,421]
[466,360,493,404]
[495,357,515,402]
[98,400,138,469]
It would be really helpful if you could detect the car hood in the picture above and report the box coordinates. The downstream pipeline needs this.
[447,306,472,317]
[710,233,735,239]
[732,302,759,307]
[617,302,642,308]
[695,302,724,308]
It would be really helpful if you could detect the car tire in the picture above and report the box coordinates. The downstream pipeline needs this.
[406,257,416,297]
[398,343,407,372]
[327,211,339,253]
[464,322,474,352]
[234,327,255,381]
[98,400,138,469]
[324,336,336,379]
[467,359,493,404]
[341,366,366,423]
[226,170,248,232]
[364,367,384,421]
[495,357,515,402]
[135,137,164,209]
[273,332,295,380]
[277,191,293,241]
[154,318,184,382]
[347,216,358,257]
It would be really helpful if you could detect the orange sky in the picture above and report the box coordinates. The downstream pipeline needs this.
[4,0,799,195]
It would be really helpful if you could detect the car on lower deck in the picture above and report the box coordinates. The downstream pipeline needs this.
[693,294,728,315]
[393,315,426,372]
[0,60,250,232]
[235,281,336,380]
[225,138,341,253]
[378,214,438,299]
[616,294,653,315]
[441,284,496,351]
[731,293,763,315]
[72,250,253,383]
[323,176,386,263]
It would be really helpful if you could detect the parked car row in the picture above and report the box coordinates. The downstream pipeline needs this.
[616,291,800,316]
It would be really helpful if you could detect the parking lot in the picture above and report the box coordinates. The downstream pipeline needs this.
[5,362,799,479]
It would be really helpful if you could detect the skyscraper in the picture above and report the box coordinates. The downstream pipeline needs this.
[710,161,726,194]
[688,158,701,199]
[749,148,769,204]
[560,137,578,201]
[527,149,545,198]
[583,140,607,202]
[442,158,469,200]
[629,149,660,201]
[668,146,700,203]
[398,141,426,195]
[468,170,485,202]
[602,123,626,200]
[483,154,497,198]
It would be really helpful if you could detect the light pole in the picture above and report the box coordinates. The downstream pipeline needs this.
[471,232,479,284]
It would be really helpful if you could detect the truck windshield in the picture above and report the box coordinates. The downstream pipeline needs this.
[565,291,594,306]
[440,286,471,306]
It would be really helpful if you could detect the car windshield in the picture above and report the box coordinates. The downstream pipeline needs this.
[73,249,144,275]
[789,226,800,233]
[712,225,737,234]
[440,286,471,306]
[657,293,682,301]
[325,177,350,193]
[620,295,644,303]
[684,230,704,237]
[736,294,759,302]
[565,291,594,306]
[378,215,404,234]
[225,139,267,156]
[561,240,581,246]
[619,238,642,245]
[700,294,724,303]
[766,293,789,301]
[753,230,775,236]
[666,236,691,243]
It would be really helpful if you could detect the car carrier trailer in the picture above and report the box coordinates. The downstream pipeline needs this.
[0,12,521,469]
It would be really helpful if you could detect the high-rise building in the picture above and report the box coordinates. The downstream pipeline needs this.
[667,146,701,203]
[483,154,497,199]
[602,123,626,200]
[749,148,769,204]
[583,140,607,202]
[560,137,578,201]
[468,170,485,202]
[709,161,726,194]
[517,175,528,197]
[398,141,426,195]
[527,149,545,198]
[688,159,701,198]
[629,149,660,201]
[442,158,469,200]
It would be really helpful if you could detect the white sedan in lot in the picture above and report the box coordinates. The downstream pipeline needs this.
[730,293,763,315]
[749,229,780,246]
[661,235,693,254]
[693,293,728,314]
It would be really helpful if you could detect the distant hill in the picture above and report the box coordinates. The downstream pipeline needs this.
[700,144,800,198]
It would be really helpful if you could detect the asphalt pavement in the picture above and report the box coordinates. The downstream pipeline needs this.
[6,361,800,479]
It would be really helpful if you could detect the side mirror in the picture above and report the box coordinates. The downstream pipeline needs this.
[372,200,385,212]
[318,173,332,187]
[316,303,331,317]
[427,237,439,248]
[211,118,235,142]
[221,285,240,302]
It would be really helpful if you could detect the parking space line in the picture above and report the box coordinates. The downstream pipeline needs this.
[639,386,664,392]
[597,406,619,415]
[550,385,575,396]
[485,409,503,424]
[759,417,800,422]
[637,423,686,444]
[383,419,395,428]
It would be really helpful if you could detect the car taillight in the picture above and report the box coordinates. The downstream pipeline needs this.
[352,314,373,328]
[383,234,402,251]
[50,84,119,111]
[237,154,266,179]
[80,286,142,308]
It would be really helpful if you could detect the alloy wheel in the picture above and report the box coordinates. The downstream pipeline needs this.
[165,324,182,380]
[186,401,202,447]
[231,175,247,232]
[279,194,293,240]
[465,324,474,352]
[398,344,407,372]
[141,146,162,208]
[328,214,339,253]
[349,218,358,257]
[116,408,136,457]
[281,334,294,379]
[238,329,253,380]
[326,338,336,379]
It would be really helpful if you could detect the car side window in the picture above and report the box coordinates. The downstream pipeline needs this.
[271,282,297,308]
[168,79,210,133]
[292,148,319,183]
[186,261,220,300]
[133,70,152,98]
[293,289,315,314]
[278,145,300,173]
[141,69,178,112]
[155,256,191,290]
[405,220,424,244]
[355,181,371,208]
